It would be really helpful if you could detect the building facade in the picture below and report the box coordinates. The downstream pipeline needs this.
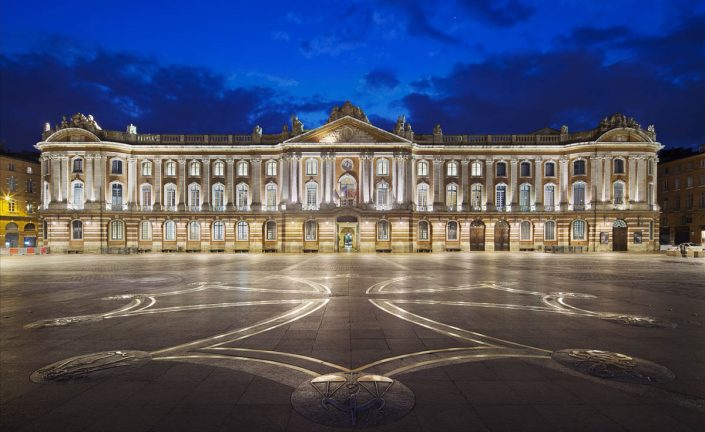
[657,148,705,245]
[1,152,41,248]
[37,103,661,253]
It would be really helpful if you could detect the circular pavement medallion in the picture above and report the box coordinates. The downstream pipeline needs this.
[291,373,414,428]
[31,350,152,384]
[601,314,677,328]
[552,349,675,384]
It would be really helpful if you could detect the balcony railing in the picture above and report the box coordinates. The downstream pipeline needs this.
[495,206,506,212]
[518,205,531,212]
[236,205,249,211]
[189,205,201,212]
[544,205,555,212]
[469,205,482,211]
[106,203,126,211]
[141,205,153,211]
[416,205,430,211]
[573,204,586,211]
[339,198,357,207]
[262,205,277,211]
[211,205,226,212]
[163,205,176,211]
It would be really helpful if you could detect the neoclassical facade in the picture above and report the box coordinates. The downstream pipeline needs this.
[37,103,661,253]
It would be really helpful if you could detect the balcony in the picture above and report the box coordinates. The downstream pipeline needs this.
[163,205,176,211]
[416,205,430,212]
[106,203,126,211]
[262,205,278,211]
[573,204,586,211]
[544,205,555,212]
[211,205,226,212]
[236,206,249,212]
[495,206,507,212]
[189,205,201,212]
[339,198,357,207]
[469,205,483,212]
[140,205,153,212]
[518,205,531,212]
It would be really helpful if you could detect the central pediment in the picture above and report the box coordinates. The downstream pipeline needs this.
[284,116,410,144]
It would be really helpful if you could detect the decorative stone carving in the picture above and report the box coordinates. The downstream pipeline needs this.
[394,115,405,135]
[560,125,569,134]
[59,113,102,131]
[598,113,640,131]
[319,125,375,143]
[433,124,442,135]
[327,101,370,123]
[291,115,304,135]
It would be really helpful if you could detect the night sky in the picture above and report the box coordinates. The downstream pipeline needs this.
[1,0,704,152]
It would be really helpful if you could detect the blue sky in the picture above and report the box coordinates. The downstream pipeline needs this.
[1,0,704,151]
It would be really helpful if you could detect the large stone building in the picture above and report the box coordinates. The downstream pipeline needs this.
[657,147,705,245]
[1,152,41,248]
[36,103,661,253]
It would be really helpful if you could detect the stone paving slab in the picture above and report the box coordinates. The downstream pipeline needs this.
[1,253,704,431]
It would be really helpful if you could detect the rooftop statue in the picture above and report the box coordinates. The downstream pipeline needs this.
[599,113,640,131]
[327,101,370,123]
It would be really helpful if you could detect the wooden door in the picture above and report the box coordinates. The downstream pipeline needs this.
[494,221,510,251]
[470,225,485,251]
[612,227,628,251]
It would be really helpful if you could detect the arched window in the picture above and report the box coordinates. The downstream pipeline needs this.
[305,159,318,176]
[212,221,225,241]
[573,159,586,176]
[24,223,36,231]
[266,160,277,177]
[212,183,225,210]
[189,161,201,177]
[163,220,176,241]
[376,181,389,208]
[304,220,317,241]
[572,182,586,209]
[447,221,458,241]
[188,221,200,241]
[72,181,84,209]
[417,160,428,176]
[188,183,201,210]
[111,159,123,174]
[572,220,586,240]
[236,183,249,210]
[544,161,556,177]
[496,162,507,177]
[142,161,152,176]
[544,220,556,241]
[470,183,483,209]
[520,161,531,177]
[376,158,389,176]
[213,161,225,176]
[417,183,429,210]
[110,220,124,240]
[265,220,277,241]
[520,221,532,241]
[165,161,176,176]
[111,183,123,207]
[305,182,318,210]
[140,184,152,208]
[72,158,83,173]
[237,161,249,177]
[495,184,507,211]
[237,221,249,241]
[140,221,152,241]
[613,181,625,205]
[544,184,556,211]
[446,161,458,176]
[71,220,83,240]
[164,183,177,209]
[471,161,482,176]
[446,183,458,209]
[519,183,531,210]
[418,220,429,241]
[265,183,277,209]
[339,175,357,206]
[377,220,390,241]
[613,158,625,174]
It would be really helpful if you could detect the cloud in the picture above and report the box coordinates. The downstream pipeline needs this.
[363,69,400,90]
[398,14,705,149]
[457,0,535,27]
[0,42,332,151]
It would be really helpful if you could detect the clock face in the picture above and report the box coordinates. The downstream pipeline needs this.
[342,159,353,171]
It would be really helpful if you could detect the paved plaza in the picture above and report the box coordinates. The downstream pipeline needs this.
[1,253,704,431]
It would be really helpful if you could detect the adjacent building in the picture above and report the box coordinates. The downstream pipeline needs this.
[657,146,705,245]
[1,152,41,248]
[36,103,661,253]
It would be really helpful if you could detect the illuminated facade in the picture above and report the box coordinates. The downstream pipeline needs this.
[37,103,661,253]
[1,153,41,248]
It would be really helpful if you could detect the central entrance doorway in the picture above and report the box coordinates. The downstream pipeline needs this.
[469,220,485,251]
[612,219,628,251]
[336,216,359,252]
[494,220,510,251]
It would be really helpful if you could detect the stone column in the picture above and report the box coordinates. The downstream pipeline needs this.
[637,156,646,203]
[127,157,137,209]
[485,159,494,209]
[85,155,94,202]
[433,156,443,207]
[397,156,406,205]
[594,156,603,204]
[534,159,542,208]
[460,159,469,210]
[360,155,368,204]
[154,158,162,209]
[226,159,235,209]
[509,159,518,208]
[60,156,69,203]
[628,156,637,204]
[603,157,611,203]
[178,159,186,210]
[251,157,262,210]
[289,154,298,205]
[559,157,569,209]
[408,156,415,208]
[201,159,210,209]
[369,156,375,205]
[50,156,61,203]
[280,156,289,206]
[95,155,105,205]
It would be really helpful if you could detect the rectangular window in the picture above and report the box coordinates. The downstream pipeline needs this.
[700,192,705,208]
[8,200,16,212]
[419,223,429,241]
[544,163,555,177]
[111,160,122,174]
[140,222,151,241]
[687,176,693,188]
[674,178,680,190]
